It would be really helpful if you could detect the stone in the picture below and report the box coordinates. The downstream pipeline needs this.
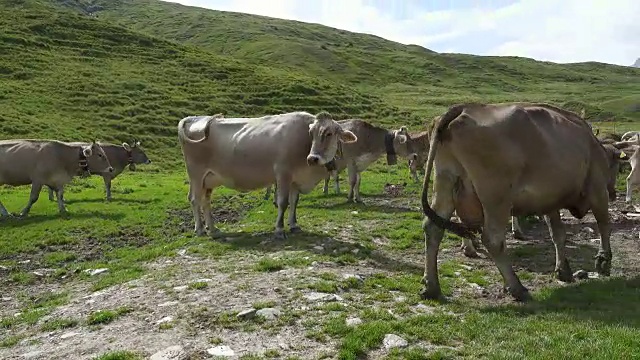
[236,308,257,320]
[304,292,343,302]
[207,345,235,357]
[1,297,11,302]
[573,270,589,280]
[256,308,281,320]
[156,316,174,325]
[173,285,188,292]
[158,301,179,307]
[460,265,473,271]
[383,334,408,349]
[346,317,362,326]
[84,268,108,276]
[60,331,80,339]
[412,303,436,314]
[313,245,324,251]
[342,274,364,282]
[150,345,186,360]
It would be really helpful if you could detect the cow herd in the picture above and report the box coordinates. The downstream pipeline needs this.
[2,101,640,302]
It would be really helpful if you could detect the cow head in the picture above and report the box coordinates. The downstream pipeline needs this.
[602,143,632,201]
[307,112,358,169]
[82,141,113,174]
[385,126,419,165]
[123,139,151,171]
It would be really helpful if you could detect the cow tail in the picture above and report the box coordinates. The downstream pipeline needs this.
[421,105,477,239]
[177,117,213,144]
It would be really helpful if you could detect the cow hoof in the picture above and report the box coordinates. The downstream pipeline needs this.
[290,226,303,234]
[194,228,206,237]
[273,231,287,241]
[419,286,442,300]
[594,252,612,276]
[556,259,574,283]
[508,287,532,302]
[461,245,480,258]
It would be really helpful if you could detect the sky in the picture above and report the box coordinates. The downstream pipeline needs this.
[161,0,639,67]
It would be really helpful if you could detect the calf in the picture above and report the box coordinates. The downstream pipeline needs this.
[420,103,615,302]
[47,140,151,202]
[0,140,112,217]
[178,111,357,239]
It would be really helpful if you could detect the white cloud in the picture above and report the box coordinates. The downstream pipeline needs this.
[162,0,640,66]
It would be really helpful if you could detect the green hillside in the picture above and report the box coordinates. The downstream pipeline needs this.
[0,0,413,169]
[55,0,640,122]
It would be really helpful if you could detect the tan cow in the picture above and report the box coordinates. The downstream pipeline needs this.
[178,111,357,240]
[47,140,151,202]
[0,140,113,217]
[420,103,614,302]
[609,138,640,203]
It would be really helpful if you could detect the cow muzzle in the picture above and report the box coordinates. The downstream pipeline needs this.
[307,155,321,166]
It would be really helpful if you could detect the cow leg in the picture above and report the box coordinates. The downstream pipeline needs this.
[47,186,55,202]
[103,176,113,201]
[188,185,205,236]
[274,174,292,240]
[264,185,272,200]
[19,183,43,217]
[481,203,531,302]
[288,187,302,233]
[544,210,573,282]
[55,187,68,215]
[270,183,278,207]
[591,193,613,277]
[334,171,340,194]
[323,174,330,195]
[353,172,364,203]
[202,188,222,238]
[511,215,528,240]
[625,172,637,203]
[420,172,456,301]
[347,165,357,202]
[0,200,9,217]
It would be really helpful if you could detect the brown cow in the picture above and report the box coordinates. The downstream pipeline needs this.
[420,103,614,302]
[265,120,418,203]
[178,111,357,240]
[0,140,112,217]
[47,141,151,202]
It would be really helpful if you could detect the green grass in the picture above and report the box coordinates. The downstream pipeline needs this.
[1,0,640,358]
[92,351,143,360]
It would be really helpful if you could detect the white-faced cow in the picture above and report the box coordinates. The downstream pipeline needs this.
[46,140,151,202]
[0,140,112,217]
[178,111,357,240]
[420,103,615,302]
[264,120,418,203]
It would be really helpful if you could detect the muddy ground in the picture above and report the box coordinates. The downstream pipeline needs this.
[1,193,640,360]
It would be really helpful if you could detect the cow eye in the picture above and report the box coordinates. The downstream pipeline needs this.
[98,154,103,158]
[326,133,332,137]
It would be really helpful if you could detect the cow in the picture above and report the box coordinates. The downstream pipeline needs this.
[419,103,615,302]
[0,140,113,217]
[621,131,640,141]
[178,111,358,240]
[46,140,151,202]
[608,138,640,203]
[264,120,418,203]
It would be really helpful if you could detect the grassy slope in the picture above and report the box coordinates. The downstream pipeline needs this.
[65,0,640,121]
[0,0,413,169]
[1,1,640,359]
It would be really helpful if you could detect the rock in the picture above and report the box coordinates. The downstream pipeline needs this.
[156,316,174,325]
[207,345,235,357]
[150,345,186,360]
[158,301,179,307]
[412,303,436,314]
[177,249,187,256]
[256,308,281,320]
[383,334,408,349]
[351,248,360,254]
[195,278,213,283]
[304,292,343,302]
[313,245,324,251]
[60,332,80,339]
[394,295,406,302]
[22,351,44,359]
[346,317,362,326]
[0,265,8,270]
[460,265,472,271]
[32,271,45,277]
[342,273,364,282]
[84,268,108,276]
[236,308,257,320]
[173,285,188,292]
[351,211,358,215]
[1,297,11,302]
[573,270,589,280]
[469,283,485,294]
[581,227,595,234]
[587,272,600,279]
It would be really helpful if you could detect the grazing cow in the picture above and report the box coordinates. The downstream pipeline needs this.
[420,103,615,302]
[178,111,358,239]
[0,140,113,217]
[265,120,418,203]
[47,141,151,202]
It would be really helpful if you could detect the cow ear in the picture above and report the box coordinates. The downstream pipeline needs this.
[395,133,407,144]
[339,130,357,143]
[82,146,93,157]
[123,142,131,151]
[135,140,141,147]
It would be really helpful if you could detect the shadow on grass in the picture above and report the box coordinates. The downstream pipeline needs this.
[298,199,417,214]
[62,197,160,205]
[0,211,126,228]
[479,276,640,328]
[210,229,424,274]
